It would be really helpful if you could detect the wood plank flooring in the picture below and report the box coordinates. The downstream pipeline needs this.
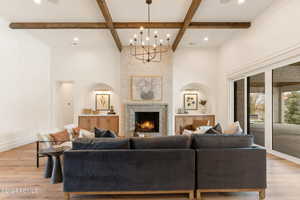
[0,144,300,200]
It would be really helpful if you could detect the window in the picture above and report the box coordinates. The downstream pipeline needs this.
[247,73,265,146]
[273,63,300,158]
[234,79,245,131]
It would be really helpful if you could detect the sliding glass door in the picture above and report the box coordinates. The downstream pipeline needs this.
[273,63,300,158]
[247,73,265,146]
[234,79,245,131]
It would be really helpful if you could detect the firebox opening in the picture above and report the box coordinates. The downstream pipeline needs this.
[135,112,159,133]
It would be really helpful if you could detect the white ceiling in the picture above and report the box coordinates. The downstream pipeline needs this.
[0,0,274,48]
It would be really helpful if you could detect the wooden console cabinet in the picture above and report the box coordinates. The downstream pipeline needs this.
[78,115,119,135]
[175,114,215,135]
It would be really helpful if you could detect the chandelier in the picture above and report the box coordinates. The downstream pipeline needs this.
[129,0,171,63]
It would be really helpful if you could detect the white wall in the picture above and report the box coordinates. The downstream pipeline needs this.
[0,18,51,151]
[120,47,173,136]
[173,47,218,115]
[50,45,120,128]
[217,0,300,127]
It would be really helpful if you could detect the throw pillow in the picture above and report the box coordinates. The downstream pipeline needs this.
[182,129,193,135]
[224,121,243,135]
[79,129,95,139]
[72,128,81,139]
[195,126,212,134]
[205,123,222,134]
[49,130,70,145]
[95,128,117,138]
[94,128,106,137]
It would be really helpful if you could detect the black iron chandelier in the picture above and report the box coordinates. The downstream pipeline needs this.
[129,0,171,63]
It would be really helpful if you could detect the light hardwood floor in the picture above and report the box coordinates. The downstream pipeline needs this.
[0,144,300,200]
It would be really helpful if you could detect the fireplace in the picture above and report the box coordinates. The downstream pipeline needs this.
[125,103,168,137]
[135,112,159,133]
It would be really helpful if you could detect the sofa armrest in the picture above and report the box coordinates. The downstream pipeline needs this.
[63,149,195,192]
[196,147,266,190]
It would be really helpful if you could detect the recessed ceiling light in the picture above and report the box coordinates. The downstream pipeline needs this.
[34,0,42,5]
[204,37,209,41]
[73,37,79,42]
[238,0,246,5]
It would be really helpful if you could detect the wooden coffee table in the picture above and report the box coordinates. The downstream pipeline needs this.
[39,147,67,184]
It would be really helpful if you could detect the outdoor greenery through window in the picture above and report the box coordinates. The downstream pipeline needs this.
[248,73,265,146]
[273,63,300,158]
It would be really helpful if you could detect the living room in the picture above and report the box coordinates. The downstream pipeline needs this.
[1,0,300,199]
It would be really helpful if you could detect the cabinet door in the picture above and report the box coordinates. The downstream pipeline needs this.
[97,117,119,135]
[79,117,89,130]
[109,117,119,134]
[89,117,98,131]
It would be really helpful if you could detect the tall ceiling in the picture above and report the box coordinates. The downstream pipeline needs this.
[0,0,274,48]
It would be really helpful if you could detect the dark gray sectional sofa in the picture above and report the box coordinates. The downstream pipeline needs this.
[63,135,266,200]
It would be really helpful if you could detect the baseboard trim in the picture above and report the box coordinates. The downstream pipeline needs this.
[0,134,36,152]
[270,150,300,165]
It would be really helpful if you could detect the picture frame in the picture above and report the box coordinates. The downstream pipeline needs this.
[183,93,198,110]
[95,94,110,111]
[131,76,162,101]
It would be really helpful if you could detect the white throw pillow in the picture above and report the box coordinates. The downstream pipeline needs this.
[224,121,243,135]
[54,141,72,150]
[182,129,193,135]
[79,129,95,139]
[64,124,77,140]
[196,126,212,134]
[37,128,61,149]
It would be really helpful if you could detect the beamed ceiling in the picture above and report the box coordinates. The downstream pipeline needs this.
[1,0,274,50]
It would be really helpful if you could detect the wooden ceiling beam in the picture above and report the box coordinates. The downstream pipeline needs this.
[10,22,251,29]
[172,0,203,51]
[96,0,122,52]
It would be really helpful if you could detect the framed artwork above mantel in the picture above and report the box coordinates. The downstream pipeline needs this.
[131,76,162,101]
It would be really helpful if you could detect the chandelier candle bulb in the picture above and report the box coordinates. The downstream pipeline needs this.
[129,0,171,63]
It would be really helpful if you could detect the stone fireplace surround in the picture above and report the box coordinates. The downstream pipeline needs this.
[125,103,168,137]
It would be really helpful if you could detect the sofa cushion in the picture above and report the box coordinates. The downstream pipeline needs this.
[72,138,130,150]
[131,135,191,149]
[192,134,253,149]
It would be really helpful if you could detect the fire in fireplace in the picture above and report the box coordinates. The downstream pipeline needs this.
[135,112,159,133]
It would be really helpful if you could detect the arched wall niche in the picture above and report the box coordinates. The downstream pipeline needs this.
[90,83,114,92]
[87,82,117,113]
[178,82,212,114]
